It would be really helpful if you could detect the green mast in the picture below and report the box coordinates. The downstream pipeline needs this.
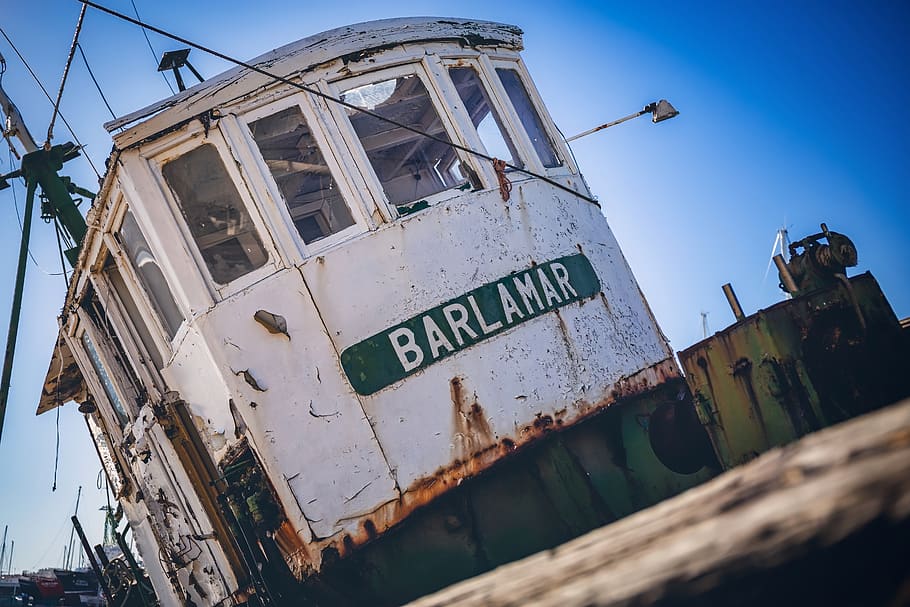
[0,78,91,444]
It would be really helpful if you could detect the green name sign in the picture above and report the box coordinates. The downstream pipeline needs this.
[340,254,601,395]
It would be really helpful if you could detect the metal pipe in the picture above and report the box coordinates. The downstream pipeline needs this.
[117,530,153,607]
[94,544,110,568]
[566,109,647,142]
[0,74,39,153]
[722,283,746,322]
[72,515,115,605]
[773,254,799,293]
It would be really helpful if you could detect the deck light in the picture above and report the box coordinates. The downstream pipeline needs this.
[158,49,204,92]
[566,99,679,142]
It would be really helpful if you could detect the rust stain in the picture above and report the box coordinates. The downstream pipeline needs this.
[609,357,681,402]
[450,376,495,460]
[308,358,684,564]
[276,519,315,582]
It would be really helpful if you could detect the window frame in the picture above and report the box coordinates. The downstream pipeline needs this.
[234,92,371,261]
[71,314,139,436]
[105,195,187,350]
[434,55,529,188]
[144,127,282,299]
[326,60,480,218]
[92,261,170,393]
[484,55,579,178]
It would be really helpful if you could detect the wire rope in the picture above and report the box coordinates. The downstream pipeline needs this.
[46,4,87,148]
[130,0,175,95]
[76,42,117,120]
[0,25,102,179]
[79,0,596,204]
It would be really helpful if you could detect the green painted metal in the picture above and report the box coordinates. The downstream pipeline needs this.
[20,143,89,249]
[340,254,601,395]
[0,143,90,444]
[0,179,37,445]
[679,273,910,469]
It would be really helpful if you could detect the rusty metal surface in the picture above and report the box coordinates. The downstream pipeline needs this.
[680,272,910,469]
[315,357,683,562]
[290,377,715,605]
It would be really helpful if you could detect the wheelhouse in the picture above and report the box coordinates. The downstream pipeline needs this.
[39,18,707,606]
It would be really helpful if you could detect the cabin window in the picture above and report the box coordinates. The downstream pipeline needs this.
[83,289,146,411]
[448,67,521,169]
[82,332,130,428]
[118,209,183,339]
[249,105,355,244]
[105,263,165,370]
[162,144,269,284]
[495,68,562,168]
[341,73,469,209]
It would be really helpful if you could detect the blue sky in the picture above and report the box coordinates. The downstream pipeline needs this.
[0,0,907,572]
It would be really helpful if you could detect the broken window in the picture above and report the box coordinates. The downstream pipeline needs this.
[118,209,183,339]
[86,413,125,496]
[496,68,562,168]
[342,73,469,209]
[83,288,146,412]
[82,332,130,428]
[249,105,355,244]
[162,144,269,284]
[448,67,521,169]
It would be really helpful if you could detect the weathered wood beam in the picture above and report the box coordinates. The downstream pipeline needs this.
[408,399,910,607]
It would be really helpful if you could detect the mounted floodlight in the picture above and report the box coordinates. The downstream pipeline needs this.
[158,48,205,92]
[647,99,679,123]
[566,99,679,142]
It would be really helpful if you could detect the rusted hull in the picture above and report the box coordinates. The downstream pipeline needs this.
[282,378,716,606]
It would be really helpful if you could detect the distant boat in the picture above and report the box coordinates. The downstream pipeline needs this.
[14,568,100,606]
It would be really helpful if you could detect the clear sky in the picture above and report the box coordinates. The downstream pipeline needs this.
[0,0,907,573]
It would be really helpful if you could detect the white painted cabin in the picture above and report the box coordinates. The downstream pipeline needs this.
[40,18,711,606]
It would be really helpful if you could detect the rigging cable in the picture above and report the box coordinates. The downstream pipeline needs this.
[130,0,176,95]
[52,390,60,491]
[0,25,102,179]
[79,0,597,205]
[75,43,117,120]
[46,4,87,148]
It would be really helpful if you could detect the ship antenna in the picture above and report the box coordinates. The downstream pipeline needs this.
[763,222,792,286]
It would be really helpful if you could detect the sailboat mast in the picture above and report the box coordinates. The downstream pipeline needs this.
[64,486,82,570]
[0,525,7,573]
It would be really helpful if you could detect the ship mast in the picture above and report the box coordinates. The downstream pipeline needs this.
[0,58,91,444]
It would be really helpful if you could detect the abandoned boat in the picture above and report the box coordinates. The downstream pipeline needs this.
[9,14,906,607]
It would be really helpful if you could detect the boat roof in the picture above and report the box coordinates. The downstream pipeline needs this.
[105,17,523,146]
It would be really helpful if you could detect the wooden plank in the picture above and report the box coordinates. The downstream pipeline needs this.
[408,399,910,607]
